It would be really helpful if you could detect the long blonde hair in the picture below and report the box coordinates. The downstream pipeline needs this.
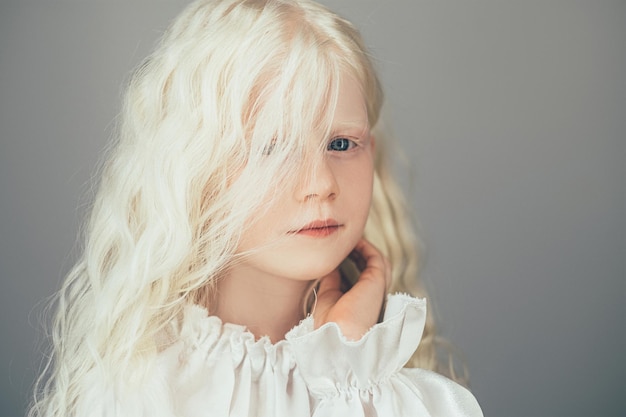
[30,1,446,415]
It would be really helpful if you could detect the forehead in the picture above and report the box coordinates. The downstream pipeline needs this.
[331,74,369,134]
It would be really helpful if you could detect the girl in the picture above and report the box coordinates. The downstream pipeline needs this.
[30,0,483,415]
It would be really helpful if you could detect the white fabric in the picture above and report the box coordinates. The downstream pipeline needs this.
[93,294,482,416]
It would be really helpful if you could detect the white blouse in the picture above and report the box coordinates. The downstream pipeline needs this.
[80,294,483,416]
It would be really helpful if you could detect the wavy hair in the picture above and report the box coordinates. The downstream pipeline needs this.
[30,1,451,415]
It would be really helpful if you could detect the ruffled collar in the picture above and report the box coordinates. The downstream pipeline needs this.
[170,294,427,368]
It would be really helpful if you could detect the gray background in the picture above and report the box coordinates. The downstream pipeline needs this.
[1,1,624,416]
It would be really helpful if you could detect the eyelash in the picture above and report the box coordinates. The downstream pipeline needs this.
[262,137,358,156]
[327,137,357,152]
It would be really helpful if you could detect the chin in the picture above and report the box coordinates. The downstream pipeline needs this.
[270,254,343,281]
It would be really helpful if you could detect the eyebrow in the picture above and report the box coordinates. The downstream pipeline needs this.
[330,122,370,136]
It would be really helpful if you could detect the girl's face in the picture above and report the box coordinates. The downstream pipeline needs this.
[233,74,374,282]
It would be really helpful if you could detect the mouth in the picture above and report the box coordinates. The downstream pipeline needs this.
[290,219,342,237]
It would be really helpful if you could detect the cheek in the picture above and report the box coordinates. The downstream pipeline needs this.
[334,160,374,241]
[340,159,374,205]
[236,202,285,253]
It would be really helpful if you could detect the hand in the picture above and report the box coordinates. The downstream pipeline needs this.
[313,238,391,340]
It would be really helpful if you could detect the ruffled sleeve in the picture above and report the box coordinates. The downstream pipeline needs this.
[285,294,483,416]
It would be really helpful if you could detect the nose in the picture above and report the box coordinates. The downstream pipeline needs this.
[295,157,339,202]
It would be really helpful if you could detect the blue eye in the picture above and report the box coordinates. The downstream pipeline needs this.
[327,138,354,151]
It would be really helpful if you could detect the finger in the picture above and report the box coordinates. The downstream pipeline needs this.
[363,239,391,290]
[339,239,389,311]
[313,241,391,338]
[351,239,388,286]
[347,248,366,271]
[317,268,341,296]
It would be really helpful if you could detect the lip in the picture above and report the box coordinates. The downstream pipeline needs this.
[290,219,342,237]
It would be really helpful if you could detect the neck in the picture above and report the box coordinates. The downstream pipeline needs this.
[211,265,312,343]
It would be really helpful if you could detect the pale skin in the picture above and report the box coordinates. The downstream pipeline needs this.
[213,75,391,342]
[313,238,392,340]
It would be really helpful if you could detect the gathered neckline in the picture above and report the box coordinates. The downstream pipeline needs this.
[181,303,314,349]
[173,293,426,353]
